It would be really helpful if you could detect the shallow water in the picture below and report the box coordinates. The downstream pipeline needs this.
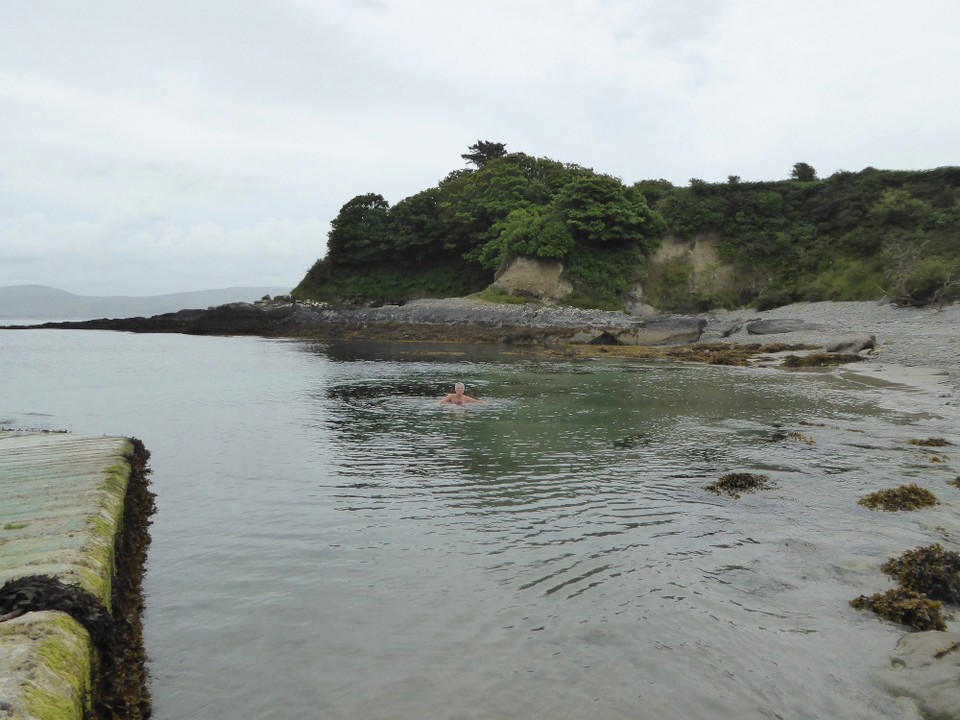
[2,330,957,719]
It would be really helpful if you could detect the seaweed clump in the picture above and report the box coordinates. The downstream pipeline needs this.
[881,544,960,604]
[850,588,946,631]
[613,433,646,449]
[858,483,939,512]
[782,353,862,367]
[908,437,953,447]
[704,472,773,498]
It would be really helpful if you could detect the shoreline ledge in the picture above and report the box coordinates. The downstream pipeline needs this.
[5,297,957,399]
[0,432,155,720]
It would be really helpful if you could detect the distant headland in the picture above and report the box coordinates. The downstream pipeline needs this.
[290,141,960,314]
[0,285,291,322]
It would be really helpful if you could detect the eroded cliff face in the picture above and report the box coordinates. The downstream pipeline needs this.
[493,257,572,301]
[624,233,747,311]
[491,237,742,312]
[651,233,737,295]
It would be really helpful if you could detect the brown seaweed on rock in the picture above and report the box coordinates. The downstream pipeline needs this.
[908,437,953,447]
[850,588,947,631]
[881,544,960,604]
[858,483,939,512]
[704,472,773,498]
[782,353,863,368]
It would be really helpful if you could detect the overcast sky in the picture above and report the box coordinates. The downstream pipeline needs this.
[2,1,958,296]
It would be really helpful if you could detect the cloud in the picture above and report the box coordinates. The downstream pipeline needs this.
[0,212,325,295]
[0,0,958,294]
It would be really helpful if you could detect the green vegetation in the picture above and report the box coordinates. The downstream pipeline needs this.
[858,483,939,512]
[294,144,960,310]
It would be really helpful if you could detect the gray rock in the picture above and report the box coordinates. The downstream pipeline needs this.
[746,319,826,335]
[825,334,876,353]
[700,317,747,341]
[872,631,960,720]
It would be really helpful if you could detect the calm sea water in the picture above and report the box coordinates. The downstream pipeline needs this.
[2,329,957,719]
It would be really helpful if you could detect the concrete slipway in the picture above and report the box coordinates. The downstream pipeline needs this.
[0,431,151,720]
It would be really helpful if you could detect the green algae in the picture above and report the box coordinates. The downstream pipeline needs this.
[21,613,93,720]
[3,522,28,530]
[858,484,939,512]
[704,472,773,498]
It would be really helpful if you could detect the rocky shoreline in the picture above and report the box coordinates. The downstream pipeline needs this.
[7,297,957,400]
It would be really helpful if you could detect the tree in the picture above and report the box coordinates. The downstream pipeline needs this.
[555,175,663,247]
[791,162,818,182]
[389,189,444,264]
[461,140,507,168]
[326,193,390,265]
[479,206,574,268]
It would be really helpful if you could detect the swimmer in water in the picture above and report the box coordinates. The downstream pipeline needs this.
[438,382,483,406]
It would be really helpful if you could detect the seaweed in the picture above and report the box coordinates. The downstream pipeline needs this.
[881,544,960,604]
[908,437,953,447]
[782,353,863,367]
[704,472,773,498]
[786,431,816,446]
[950,476,960,488]
[858,483,939,512]
[850,588,947,631]
[613,433,647,449]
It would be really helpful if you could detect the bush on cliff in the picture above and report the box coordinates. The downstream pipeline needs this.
[293,146,960,310]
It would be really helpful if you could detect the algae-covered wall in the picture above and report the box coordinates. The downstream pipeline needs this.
[0,432,155,720]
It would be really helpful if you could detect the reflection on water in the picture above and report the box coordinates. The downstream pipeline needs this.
[2,333,957,719]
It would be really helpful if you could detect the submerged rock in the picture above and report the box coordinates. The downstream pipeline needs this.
[872,631,960,720]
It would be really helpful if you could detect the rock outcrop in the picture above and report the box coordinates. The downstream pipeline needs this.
[746,319,827,335]
[6,299,707,346]
[825,334,876,353]
[492,257,572,301]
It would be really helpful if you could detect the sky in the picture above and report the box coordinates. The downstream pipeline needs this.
[1,1,958,296]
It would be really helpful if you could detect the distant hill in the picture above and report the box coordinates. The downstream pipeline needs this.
[0,285,292,321]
